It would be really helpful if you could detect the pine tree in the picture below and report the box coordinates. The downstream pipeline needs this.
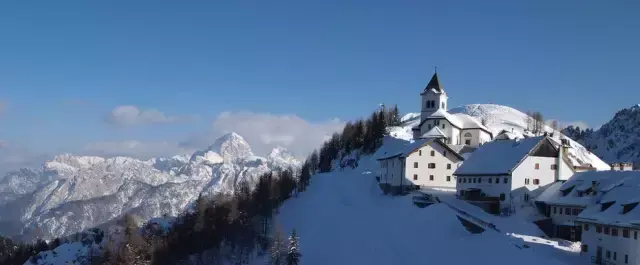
[269,228,286,265]
[286,229,301,265]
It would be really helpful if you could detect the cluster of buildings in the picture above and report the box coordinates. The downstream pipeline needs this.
[376,72,640,265]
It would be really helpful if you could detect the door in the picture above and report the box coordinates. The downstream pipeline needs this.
[596,246,602,264]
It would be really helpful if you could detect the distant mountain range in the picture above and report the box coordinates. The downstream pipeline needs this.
[562,104,640,168]
[0,132,300,241]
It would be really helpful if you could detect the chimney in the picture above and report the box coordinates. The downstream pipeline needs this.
[591,181,598,195]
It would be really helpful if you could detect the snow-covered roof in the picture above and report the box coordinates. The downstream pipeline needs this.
[452,113,492,133]
[376,138,464,161]
[446,144,477,156]
[536,171,635,207]
[421,126,448,139]
[495,130,523,140]
[577,178,640,227]
[426,109,464,128]
[454,136,547,176]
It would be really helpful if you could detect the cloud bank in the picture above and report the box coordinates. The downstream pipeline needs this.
[105,105,197,126]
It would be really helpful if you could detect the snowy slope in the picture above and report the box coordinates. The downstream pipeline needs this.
[271,154,576,265]
[393,104,609,170]
[0,133,300,241]
[562,104,640,167]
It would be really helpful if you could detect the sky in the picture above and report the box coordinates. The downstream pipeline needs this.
[1,1,639,172]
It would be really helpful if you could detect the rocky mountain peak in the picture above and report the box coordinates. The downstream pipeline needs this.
[207,132,254,162]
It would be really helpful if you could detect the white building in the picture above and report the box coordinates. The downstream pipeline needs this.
[412,72,493,147]
[535,170,630,241]
[376,136,470,194]
[574,173,640,265]
[453,136,575,214]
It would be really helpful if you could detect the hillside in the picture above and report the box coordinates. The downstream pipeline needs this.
[0,133,300,241]
[562,104,640,167]
[389,103,609,170]
[271,147,579,265]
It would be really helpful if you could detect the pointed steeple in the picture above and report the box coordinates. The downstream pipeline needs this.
[423,72,443,94]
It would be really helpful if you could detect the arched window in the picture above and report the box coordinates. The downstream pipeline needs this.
[464,133,472,137]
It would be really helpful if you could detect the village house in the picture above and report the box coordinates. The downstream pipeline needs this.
[376,137,469,194]
[453,136,575,214]
[412,72,493,146]
[573,173,640,265]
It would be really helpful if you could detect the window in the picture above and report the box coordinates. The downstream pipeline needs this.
[500,193,506,201]
[635,231,638,239]
[428,163,436,169]
[524,193,529,202]
[596,225,602,233]
[565,208,571,215]
[442,124,445,129]
[478,178,482,183]
[444,151,447,157]
[612,228,619,237]
[623,229,629,238]
[465,140,471,145]
[431,151,435,156]
[533,179,540,185]
[458,178,462,183]
[428,124,432,129]
[447,164,452,169]
[625,254,628,264]
[604,226,610,235]
[495,177,500,183]
[447,176,451,182]
[551,164,557,170]
[463,178,467,183]
[473,178,477,183]
[525,178,529,185]
[614,252,617,261]
[584,223,589,231]
[464,133,472,137]
[553,207,557,214]
[488,178,492,183]
[581,244,588,252]
[535,163,540,170]
[414,162,418,168]
[413,174,418,180]
[504,178,508,184]
[429,175,434,181]
[419,150,422,156]
[606,250,611,259]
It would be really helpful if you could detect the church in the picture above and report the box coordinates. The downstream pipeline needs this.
[412,72,493,147]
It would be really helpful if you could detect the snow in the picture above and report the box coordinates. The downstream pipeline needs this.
[576,173,640,226]
[454,136,546,175]
[272,155,577,265]
[539,171,640,207]
[425,108,464,128]
[23,242,99,265]
[451,112,492,132]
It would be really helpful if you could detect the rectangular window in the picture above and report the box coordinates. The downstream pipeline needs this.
[612,228,619,237]
[414,162,418,168]
[572,208,579,215]
[428,163,436,169]
[478,178,482,183]
[473,178,477,183]
[625,254,628,264]
[535,163,540,169]
[606,250,611,259]
[488,178,492,183]
[444,151,447,157]
[431,151,435,156]
[604,226,610,235]
[533,179,540,185]
[458,178,462,183]
[495,178,499,183]
[565,208,571,215]
[465,139,471,145]
[623,229,629,238]
[553,207,557,214]
[614,252,617,261]
[583,223,589,231]
[596,225,602,233]
[525,178,529,185]
[504,178,508,184]
[442,124,445,129]
[446,176,451,182]
[447,164,451,169]
[581,244,588,253]
[413,174,418,180]
[429,175,434,181]
[419,150,422,156]
[635,231,638,239]
[551,164,557,170]
[463,178,467,183]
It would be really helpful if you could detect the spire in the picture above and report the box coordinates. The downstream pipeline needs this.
[423,72,443,94]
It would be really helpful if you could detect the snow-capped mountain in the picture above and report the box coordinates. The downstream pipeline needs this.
[562,104,640,167]
[0,133,300,241]
[389,103,609,170]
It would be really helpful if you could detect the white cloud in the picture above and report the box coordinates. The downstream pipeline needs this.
[84,140,195,159]
[181,111,344,158]
[105,105,197,126]
[0,142,50,175]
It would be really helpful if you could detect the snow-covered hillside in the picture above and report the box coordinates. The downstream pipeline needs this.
[562,104,640,167]
[390,103,609,170]
[271,150,581,265]
[0,133,300,241]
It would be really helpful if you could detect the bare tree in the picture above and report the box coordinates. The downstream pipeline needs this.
[551,120,559,131]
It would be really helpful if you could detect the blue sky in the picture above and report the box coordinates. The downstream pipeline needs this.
[1,1,639,170]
